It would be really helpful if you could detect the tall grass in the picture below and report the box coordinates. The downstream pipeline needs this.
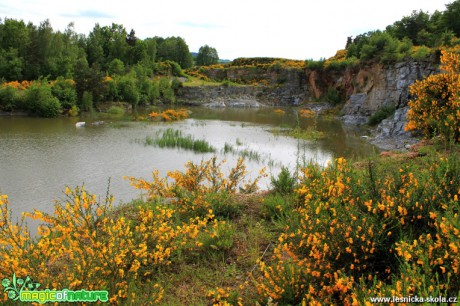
[148,128,215,153]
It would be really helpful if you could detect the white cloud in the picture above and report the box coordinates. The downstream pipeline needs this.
[0,0,452,60]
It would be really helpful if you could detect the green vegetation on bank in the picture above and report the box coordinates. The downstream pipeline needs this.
[0,18,221,116]
[2,1,460,116]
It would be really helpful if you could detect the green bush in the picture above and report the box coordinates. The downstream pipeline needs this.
[305,58,325,70]
[197,221,235,252]
[117,76,139,105]
[368,105,396,125]
[350,31,411,64]
[260,193,295,221]
[81,91,93,112]
[171,78,182,91]
[158,78,175,104]
[51,77,77,110]
[105,78,120,101]
[270,166,296,195]
[324,87,343,105]
[411,46,433,61]
[107,58,125,76]
[26,83,61,117]
[0,85,24,112]
[204,191,241,220]
[107,105,124,115]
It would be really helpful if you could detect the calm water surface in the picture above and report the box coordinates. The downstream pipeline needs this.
[0,107,377,227]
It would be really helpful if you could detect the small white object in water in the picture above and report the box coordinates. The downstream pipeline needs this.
[91,121,104,126]
[75,122,86,127]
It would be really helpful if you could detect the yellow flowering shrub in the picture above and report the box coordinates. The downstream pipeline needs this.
[148,108,189,122]
[0,157,265,304]
[253,155,460,305]
[298,109,315,118]
[406,50,460,142]
[1,80,33,90]
[127,157,265,217]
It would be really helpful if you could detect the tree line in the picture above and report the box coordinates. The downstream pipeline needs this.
[0,18,220,116]
[344,0,460,64]
[0,19,220,82]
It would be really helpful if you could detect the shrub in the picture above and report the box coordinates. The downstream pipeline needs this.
[270,166,296,195]
[0,85,24,112]
[255,155,460,304]
[51,77,77,110]
[26,82,61,117]
[204,191,241,219]
[411,46,433,61]
[107,105,124,115]
[148,108,189,121]
[80,91,93,112]
[260,193,295,221]
[324,87,343,105]
[197,221,236,252]
[305,58,325,70]
[1,158,265,304]
[68,105,79,117]
[406,50,460,142]
[104,77,119,102]
[368,104,396,125]
[171,78,182,91]
[117,76,139,106]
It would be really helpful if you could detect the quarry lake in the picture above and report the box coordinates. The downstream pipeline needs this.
[0,107,376,225]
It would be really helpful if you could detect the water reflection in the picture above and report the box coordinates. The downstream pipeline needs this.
[0,107,376,229]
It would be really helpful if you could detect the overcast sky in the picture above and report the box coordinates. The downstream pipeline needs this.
[0,0,453,60]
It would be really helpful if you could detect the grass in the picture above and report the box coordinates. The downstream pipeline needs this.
[221,141,268,164]
[107,106,125,115]
[149,192,275,305]
[270,126,325,141]
[181,76,223,87]
[147,128,216,153]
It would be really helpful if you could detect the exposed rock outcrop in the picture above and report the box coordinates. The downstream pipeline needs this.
[177,60,439,150]
[369,107,420,150]
[340,61,437,124]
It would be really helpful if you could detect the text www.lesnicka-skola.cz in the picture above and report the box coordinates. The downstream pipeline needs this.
[369,296,458,304]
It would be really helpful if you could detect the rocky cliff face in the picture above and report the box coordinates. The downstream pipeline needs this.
[177,60,439,149]
[178,66,308,105]
[339,61,437,124]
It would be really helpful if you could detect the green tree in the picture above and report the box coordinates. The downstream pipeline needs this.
[117,75,139,106]
[442,0,460,37]
[51,77,77,110]
[126,29,137,46]
[74,54,104,105]
[108,58,125,76]
[386,10,431,45]
[0,48,23,80]
[156,37,193,69]
[26,81,62,117]
[195,45,219,66]
[0,18,29,76]
[53,23,80,79]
